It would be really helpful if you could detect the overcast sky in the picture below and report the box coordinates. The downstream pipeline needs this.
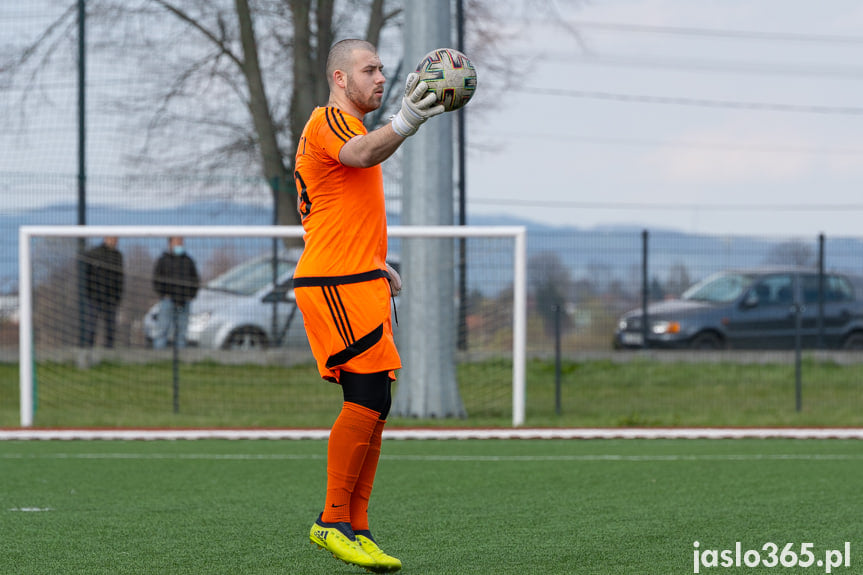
[467,0,863,237]
[3,1,863,239]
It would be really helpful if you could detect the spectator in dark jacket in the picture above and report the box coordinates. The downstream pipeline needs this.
[152,236,199,349]
[82,236,124,348]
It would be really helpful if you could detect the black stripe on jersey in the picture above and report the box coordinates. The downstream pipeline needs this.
[325,107,358,143]
[331,108,358,140]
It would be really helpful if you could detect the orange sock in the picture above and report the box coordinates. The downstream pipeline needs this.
[321,402,380,524]
[350,418,385,532]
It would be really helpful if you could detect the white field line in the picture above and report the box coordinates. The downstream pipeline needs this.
[1,453,863,462]
[1,428,863,441]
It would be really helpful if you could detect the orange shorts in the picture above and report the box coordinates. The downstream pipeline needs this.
[294,270,400,383]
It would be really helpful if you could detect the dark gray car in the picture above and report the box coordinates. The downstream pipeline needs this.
[614,267,863,350]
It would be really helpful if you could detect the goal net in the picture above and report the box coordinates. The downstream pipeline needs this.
[18,225,526,428]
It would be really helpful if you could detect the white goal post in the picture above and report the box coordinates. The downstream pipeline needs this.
[18,225,527,428]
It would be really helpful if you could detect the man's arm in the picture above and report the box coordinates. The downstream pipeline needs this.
[339,73,444,169]
[338,122,405,168]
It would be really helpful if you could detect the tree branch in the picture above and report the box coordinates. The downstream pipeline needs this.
[151,0,245,69]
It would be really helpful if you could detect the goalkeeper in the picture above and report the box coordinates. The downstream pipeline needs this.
[293,38,444,573]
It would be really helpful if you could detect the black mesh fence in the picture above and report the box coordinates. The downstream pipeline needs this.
[4,214,863,428]
[3,3,863,428]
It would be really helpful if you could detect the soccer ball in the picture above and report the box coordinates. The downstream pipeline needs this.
[415,48,477,112]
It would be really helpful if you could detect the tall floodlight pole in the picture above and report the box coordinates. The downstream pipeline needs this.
[456,0,468,351]
[77,0,86,224]
[77,0,88,347]
[392,1,466,418]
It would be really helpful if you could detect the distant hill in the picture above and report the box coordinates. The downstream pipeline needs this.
[3,202,862,295]
[1,201,271,293]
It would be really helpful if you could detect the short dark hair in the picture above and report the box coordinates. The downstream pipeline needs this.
[326,39,377,86]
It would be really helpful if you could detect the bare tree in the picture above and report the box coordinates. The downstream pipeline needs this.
[120,0,400,235]
[665,262,691,297]
[1,0,516,236]
[528,251,573,336]
[765,240,815,267]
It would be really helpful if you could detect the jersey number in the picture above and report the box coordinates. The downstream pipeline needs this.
[294,170,311,218]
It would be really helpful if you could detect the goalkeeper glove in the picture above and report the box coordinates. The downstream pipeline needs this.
[391,73,445,137]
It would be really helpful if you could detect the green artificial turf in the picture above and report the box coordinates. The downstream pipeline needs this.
[1,439,860,574]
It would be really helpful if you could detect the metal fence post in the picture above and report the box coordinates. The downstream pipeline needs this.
[794,274,802,413]
[817,233,825,349]
[173,304,180,414]
[554,304,562,416]
[641,229,649,349]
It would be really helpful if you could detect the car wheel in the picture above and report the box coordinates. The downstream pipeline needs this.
[690,332,723,350]
[841,332,863,351]
[223,328,268,351]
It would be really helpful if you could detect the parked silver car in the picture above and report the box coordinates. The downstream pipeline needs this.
[144,249,306,350]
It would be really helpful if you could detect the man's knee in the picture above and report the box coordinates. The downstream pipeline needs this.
[340,371,392,419]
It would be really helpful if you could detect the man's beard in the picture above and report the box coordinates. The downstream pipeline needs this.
[345,79,381,114]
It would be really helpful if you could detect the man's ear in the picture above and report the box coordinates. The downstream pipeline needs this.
[333,69,347,89]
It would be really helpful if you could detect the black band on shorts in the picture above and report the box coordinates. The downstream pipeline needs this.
[292,269,387,288]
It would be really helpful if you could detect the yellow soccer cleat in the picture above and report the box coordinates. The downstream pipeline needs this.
[309,514,377,571]
[355,531,402,573]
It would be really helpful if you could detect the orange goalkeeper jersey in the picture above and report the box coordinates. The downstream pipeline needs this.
[292,106,400,381]
[293,106,388,277]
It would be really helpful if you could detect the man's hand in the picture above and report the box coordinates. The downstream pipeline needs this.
[391,73,445,138]
[385,263,402,296]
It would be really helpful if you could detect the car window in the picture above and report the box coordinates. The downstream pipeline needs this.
[800,275,820,304]
[207,257,297,296]
[751,274,794,306]
[800,274,854,304]
[825,275,854,303]
[682,272,754,303]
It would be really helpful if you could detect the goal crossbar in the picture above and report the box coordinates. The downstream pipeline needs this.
[18,225,527,427]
